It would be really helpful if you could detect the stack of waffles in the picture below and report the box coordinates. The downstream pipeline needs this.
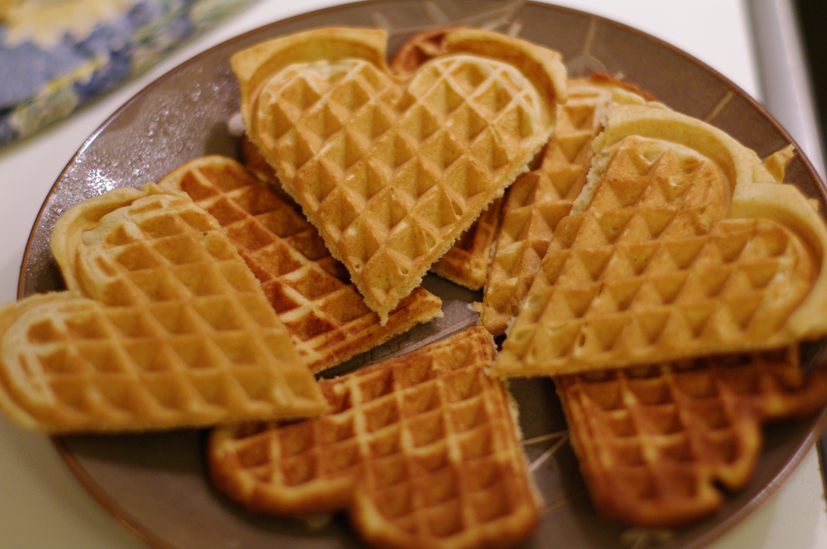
[385,28,827,528]
[0,185,330,432]
[233,27,567,323]
[157,155,443,374]
[492,102,827,526]
[0,24,826,549]
[0,26,567,549]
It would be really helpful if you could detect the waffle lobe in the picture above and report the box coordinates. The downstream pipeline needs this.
[557,348,827,526]
[482,75,653,334]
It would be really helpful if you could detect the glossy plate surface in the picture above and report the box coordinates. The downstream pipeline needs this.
[18,1,827,548]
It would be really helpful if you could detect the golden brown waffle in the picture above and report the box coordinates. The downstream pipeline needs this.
[233,27,566,323]
[388,27,456,77]
[240,133,295,203]
[481,75,652,335]
[494,104,827,377]
[158,156,443,374]
[557,348,827,526]
[0,185,327,433]
[208,326,540,549]
[241,127,499,291]
[429,196,502,290]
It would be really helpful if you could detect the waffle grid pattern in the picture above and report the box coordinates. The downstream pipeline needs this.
[0,188,326,432]
[268,56,541,284]
[430,196,503,290]
[557,348,827,526]
[482,78,616,334]
[496,136,815,376]
[159,157,442,373]
[240,130,502,291]
[244,31,557,320]
[209,327,539,549]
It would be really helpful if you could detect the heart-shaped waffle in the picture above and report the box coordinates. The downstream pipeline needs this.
[233,27,566,323]
[241,121,502,292]
[494,104,827,377]
[208,327,539,549]
[557,347,827,526]
[0,185,327,432]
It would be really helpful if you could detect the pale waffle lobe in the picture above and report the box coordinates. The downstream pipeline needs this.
[233,27,566,323]
[388,27,502,290]
[557,348,827,526]
[0,185,327,433]
[481,75,652,335]
[208,327,539,549]
[159,156,443,374]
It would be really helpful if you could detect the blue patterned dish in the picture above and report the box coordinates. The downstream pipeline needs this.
[0,0,254,146]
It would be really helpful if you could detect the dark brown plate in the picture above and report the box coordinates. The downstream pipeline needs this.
[18,1,827,548]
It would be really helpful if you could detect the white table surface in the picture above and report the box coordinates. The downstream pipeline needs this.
[0,1,824,548]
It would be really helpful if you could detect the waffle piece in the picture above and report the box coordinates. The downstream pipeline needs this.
[233,27,566,323]
[242,125,499,291]
[388,27,503,290]
[159,156,443,373]
[481,75,653,334]
[429,196,502,290]
[208,327,540,549]
[494,104,827,377]
[557,348,827,526]
[0,185,327,433]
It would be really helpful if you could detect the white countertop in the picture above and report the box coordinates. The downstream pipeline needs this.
[0,1,824,548]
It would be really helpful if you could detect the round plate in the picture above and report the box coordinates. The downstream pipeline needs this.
[18,1,827,548]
